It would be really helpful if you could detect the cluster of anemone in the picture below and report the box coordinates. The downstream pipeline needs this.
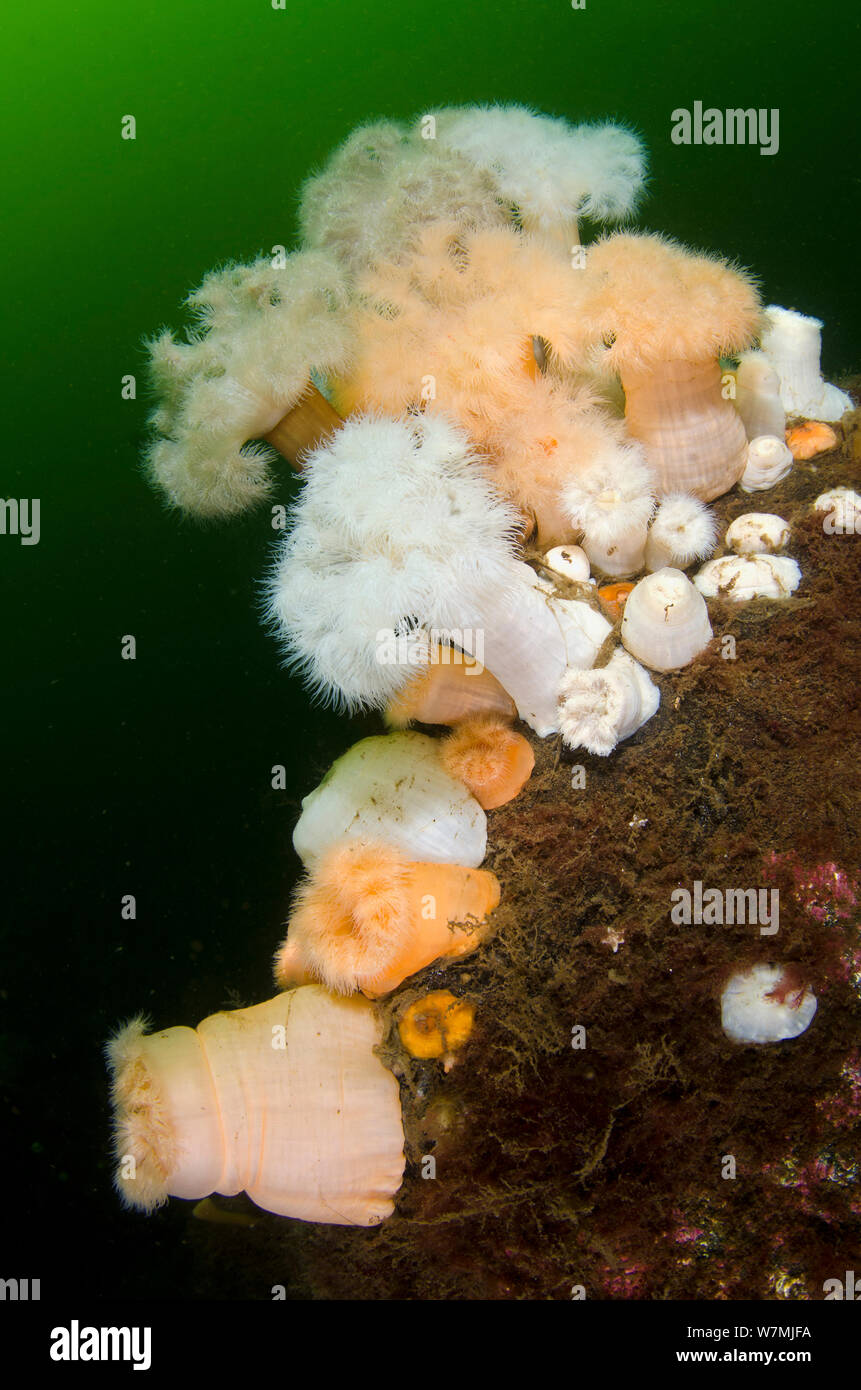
[266,411,612,734]
[335,222,635,544]
[112,101,850,1229]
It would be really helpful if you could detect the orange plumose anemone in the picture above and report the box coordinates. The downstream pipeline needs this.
[440,715,536,809]
[786,420,839,460]
[577,232,762,501]
[105,989,405,1224]
[385,645,516,728]
[275,841,500,998]
[597,581,636,623]
[335,224,639,545]
[398,990,475,1069]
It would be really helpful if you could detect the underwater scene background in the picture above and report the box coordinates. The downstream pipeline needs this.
[2,0,859,1308]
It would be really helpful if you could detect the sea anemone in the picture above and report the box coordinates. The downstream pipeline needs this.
[266,412,611,735]
[335,224,564,416]
[105,988,405,1222]
[785,420,839,460]
[299,120,508,279]
[275,841,500,997]
[557,648,660,756]
[562,443,656,576]
[385,644,516,728]
[144,251,352,516]
[644,494,717,572]
[725,513,790,555]
[740,434,794,491]
[760,306,853,422]
[266,412,517,709]
[813,487,861,534]
[292,731,488,869]
[486,381,644,547]
[733,351,785,441]
[335,223,628,544]
[398,990,475,1069]
[721,964,817,1044]
[694,554,801,601]
[620,568,713,671]
[596,581,636,622]
[425,104,647,256]
[543,544,591,583]
[577,232,761,500]
[439,715,535,809]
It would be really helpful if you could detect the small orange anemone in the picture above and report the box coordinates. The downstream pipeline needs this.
[385,647,516,727]
[440,715,535,809]
[597,582,635,623]
[786,420,838,460]
[275,841,500,998]
[398,990,475,1069]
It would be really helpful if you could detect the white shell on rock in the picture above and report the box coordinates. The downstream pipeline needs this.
[721,964,817,1044]
[543,544,591,583]
[620,568,712,672]
[557,648,660,756]
[739,435,793,493]
[725,513,791,555]
[694,554,801,601]
[293,731,487,868]
[813,488,861,535]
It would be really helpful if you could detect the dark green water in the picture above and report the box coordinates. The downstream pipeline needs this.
[2,0,858,1301]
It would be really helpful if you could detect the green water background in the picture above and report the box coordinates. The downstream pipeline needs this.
[2,0,858,1297]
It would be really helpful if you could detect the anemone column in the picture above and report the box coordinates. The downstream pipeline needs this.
[622,358,748,502]
[106,988,405,1223]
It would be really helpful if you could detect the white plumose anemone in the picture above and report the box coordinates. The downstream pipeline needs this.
[145,251,354,517]
[456,561,611,735]
[733,351,786,441]
[694,555,801,602]
[739,435,794,493]
[292,732,487,869]
[725,513,790,555]
[425,104,646,254]
[813,488,861,535]
[557,649,660,756]
[721,964,817,1045]
[267,413,518,711]
[760,305,853,422]
[644,494,717,571]
[543,544,591,583]
[267,412,610,736]
[298,119,508,279]
[562,445,656,577]
[620,568,712,672]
